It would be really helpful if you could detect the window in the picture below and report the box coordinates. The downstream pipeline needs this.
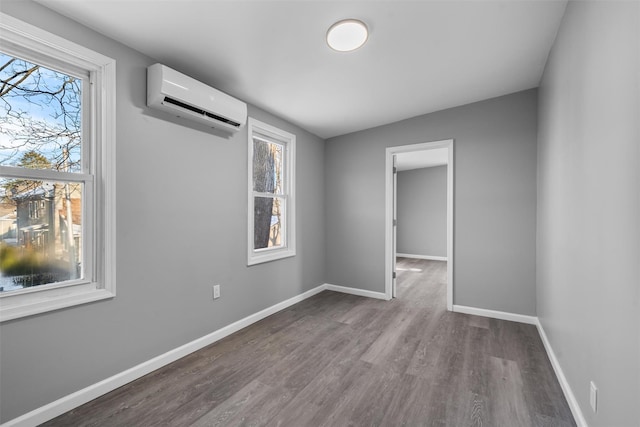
[0,13,116,322]
[28,201,45,219]
[247,118,295,265]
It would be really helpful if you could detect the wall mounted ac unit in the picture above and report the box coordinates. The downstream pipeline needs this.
[147,63,247,133]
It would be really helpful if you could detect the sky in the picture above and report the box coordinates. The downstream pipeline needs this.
[0,51,82,171]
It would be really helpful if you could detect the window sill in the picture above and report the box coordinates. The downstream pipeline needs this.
[0,285,114,322]
[247,248,296,266]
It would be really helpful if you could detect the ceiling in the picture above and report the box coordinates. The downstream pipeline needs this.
[396,148,448,171]
[35,0,567,139]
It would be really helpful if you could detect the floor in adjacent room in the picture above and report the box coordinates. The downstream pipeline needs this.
[44,258,576,426]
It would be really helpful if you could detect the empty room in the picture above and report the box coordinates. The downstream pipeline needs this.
[0,1,638,426]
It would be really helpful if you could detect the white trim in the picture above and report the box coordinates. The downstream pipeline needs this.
[385,139,454,309]
[0,288,113,323]
[101,56,117,299]
[452,304,538,325]
[0,166,93,182]
[0,13,112,75]
[396,253,447,261]
[446,143,454,309]
[392,154,397,297]
[386,150,395,300]
[535,319,589,427]
[1,284,327,427]
[324,283,390,300]
[0,13,116,322]
[247,117,296,266]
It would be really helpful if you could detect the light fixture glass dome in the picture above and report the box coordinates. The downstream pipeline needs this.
[326,19,368,52]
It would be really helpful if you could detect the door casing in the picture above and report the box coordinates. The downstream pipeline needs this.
[384,139,454,310]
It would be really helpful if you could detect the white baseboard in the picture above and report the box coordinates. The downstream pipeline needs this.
[324,283,389,300]
[452,304,537,325]
[2,284,328,427]
[535,319,588,427]
[396,253,447,261]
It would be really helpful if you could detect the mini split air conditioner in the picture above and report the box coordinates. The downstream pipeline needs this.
[147,63,247,133]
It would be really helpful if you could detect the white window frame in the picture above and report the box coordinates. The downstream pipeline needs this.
[0,13,116,322]
[247,118,296,265]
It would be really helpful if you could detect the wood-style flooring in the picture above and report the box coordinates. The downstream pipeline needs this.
[44,258,576,426]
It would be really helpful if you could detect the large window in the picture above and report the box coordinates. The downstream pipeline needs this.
[0,14,116,321]
[247,118,295,265]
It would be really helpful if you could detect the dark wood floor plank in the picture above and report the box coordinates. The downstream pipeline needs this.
[359,305,419,366]
[43,258,575,427]
[266,359,373,427]
[487,355,533,426]
[378,373,434,426]
[191,379,293,427]
[257,326,343,394]
[162,315,348,426]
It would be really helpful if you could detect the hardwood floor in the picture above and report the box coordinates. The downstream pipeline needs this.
[44,258,575,426]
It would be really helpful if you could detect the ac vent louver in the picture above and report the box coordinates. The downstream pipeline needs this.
[163,97,241,128]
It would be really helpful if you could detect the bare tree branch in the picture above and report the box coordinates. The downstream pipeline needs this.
[0,65,39,97]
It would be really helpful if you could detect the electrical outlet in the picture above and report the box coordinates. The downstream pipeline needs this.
[213,284,221,299]
[590,381,598,413]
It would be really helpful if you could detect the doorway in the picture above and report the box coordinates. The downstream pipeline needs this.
[384,139,454,310]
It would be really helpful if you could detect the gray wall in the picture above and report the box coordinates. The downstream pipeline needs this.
[397,166,447,257]
[537,2,640,425]
[0,1,325,422]
[325,89,538,315]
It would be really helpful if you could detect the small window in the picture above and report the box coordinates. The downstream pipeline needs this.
[0,13,116,321]
[247,118,295,265]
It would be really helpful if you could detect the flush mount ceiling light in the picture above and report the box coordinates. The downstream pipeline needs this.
[326,19,368,52]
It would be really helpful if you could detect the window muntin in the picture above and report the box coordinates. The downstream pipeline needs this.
[0,12,116,322]
[248,119,295,265]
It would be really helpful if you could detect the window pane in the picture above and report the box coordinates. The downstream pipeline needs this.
[0,177,82,292]
[0,52,82,172]
[252,138,283,194]
[254,196,284,250]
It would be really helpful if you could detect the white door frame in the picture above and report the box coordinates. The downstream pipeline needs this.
[384,139,454,310]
